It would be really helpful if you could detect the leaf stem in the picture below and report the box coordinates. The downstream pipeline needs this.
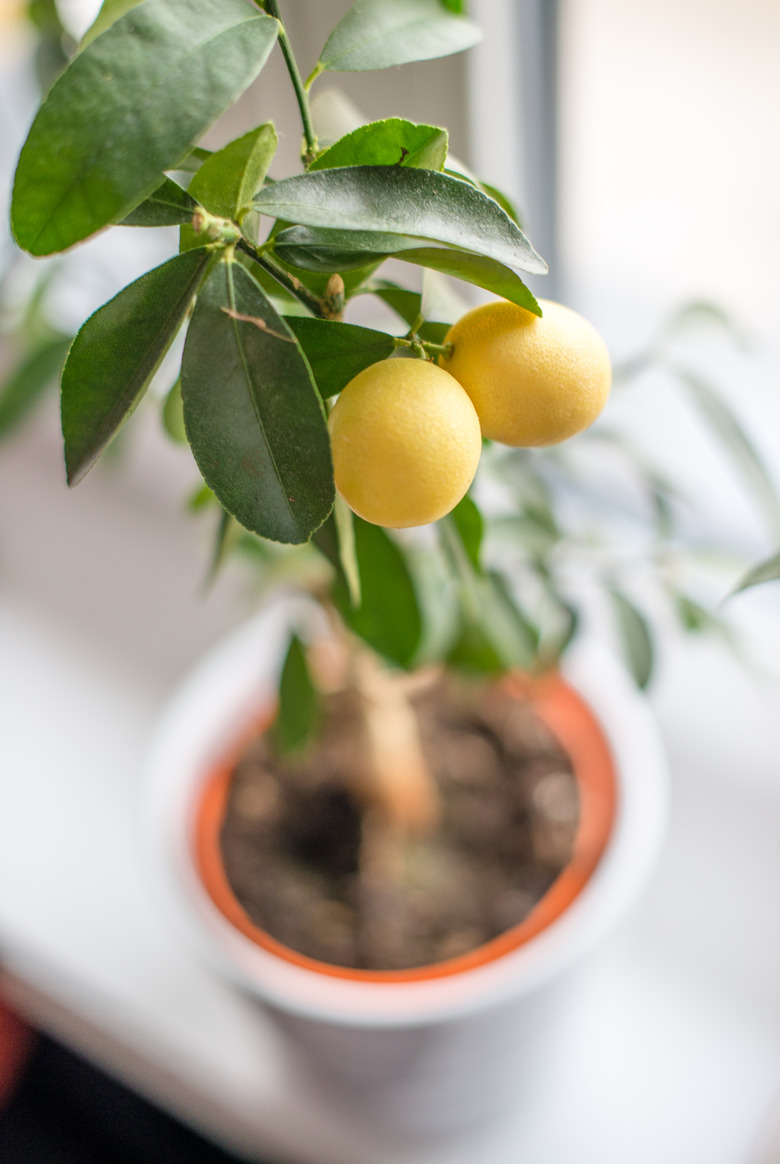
[262,0,318,164]
[236,238,328,318]
[304,61,325,91]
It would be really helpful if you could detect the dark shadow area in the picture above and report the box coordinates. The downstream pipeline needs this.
[0,1032,271,1164]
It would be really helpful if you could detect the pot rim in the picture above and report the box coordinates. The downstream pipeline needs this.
[143,604,668,1028]
[194,670,617,983]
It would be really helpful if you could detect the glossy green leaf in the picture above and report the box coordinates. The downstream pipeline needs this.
[180,259,333,544]
[274,226,403,271]
[188,481,215,512]
[479,181,521,225]
[255,166,547,275]
[80,0,140,48]
[276,225,541,314]
[318,0,481,73]
[0,335,70,439]
[12,0,279,255]
[120,176,198,227]
[176,145,213,174]
[62,247,212,484]
[310,118,448,172]
[162,377,186,444]
[283,318,395,397]
[180,123,278,251]
[675,366,780,539]
[315,515,422,667]
[444,162,522,225]
[364,282,423,327]
[270,634,319,756]
[609,588,654,689]
[730,551,780,595]
[205,508,241,589]
[449,494,483,572]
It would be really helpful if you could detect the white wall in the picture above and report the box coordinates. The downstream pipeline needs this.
[560,0,780,337]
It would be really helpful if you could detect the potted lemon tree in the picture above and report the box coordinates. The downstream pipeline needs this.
[11,0,674,1139]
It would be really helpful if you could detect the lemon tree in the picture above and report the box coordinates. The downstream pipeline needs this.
[13,0,665,740]
[440,299,611,447]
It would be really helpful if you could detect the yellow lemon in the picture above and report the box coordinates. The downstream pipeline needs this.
[439,298,611,447]
[328,358,482,528]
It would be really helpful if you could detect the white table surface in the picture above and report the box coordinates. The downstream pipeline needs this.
[2,409,780,1164]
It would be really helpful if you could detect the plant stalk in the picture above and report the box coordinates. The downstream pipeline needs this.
[236,238,328,318]
[262,0,318,164]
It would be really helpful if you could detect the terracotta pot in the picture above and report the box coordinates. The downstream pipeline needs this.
[144,605,668,1137]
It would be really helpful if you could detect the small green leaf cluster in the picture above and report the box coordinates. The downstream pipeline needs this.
[11,0,543,549]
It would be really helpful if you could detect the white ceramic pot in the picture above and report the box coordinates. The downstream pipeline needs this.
[144,603,668,1139]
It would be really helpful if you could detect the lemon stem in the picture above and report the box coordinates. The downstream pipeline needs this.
[393,336,453,360]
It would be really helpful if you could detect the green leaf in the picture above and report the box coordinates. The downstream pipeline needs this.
[205,508,241,589]
[274,224,542,313]
[364,282,423,327]
[120,176,198,227]
[162,376,186,444]
[188,481,215,512]
[609,588,654,689]
[80,0,141,48]
[446,574,538,676]
[675,594,716,632]
[420,266,469,325]
[0,335,71,439]
[12,0,279,255]
[315,515,422,667]
[180,259,334,544]
[270,634,319,757]
[675,366,780,538]
[180,123,278,251]
[478,181,521,225]
[309,118,448,172]
[318,0,481,73]
[62,247,212,485]
[255,166,547,276]
[730,551,780,595]
[273,226,401,271]
[447,620,504,675]
[481,572,538,671]
[283,318,395,398]
[176,145,213,174]
[449,494,483,572]
[444,161,522,225]
[359,282,449,343]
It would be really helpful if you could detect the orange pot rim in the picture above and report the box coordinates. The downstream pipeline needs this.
[193,670,618,984]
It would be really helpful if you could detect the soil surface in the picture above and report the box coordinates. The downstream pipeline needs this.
[220,677,579,971]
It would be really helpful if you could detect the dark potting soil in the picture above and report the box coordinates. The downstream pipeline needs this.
[219,678,579,972]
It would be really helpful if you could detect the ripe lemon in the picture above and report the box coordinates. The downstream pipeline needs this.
[439,299,611,447]
[328,358,482,528]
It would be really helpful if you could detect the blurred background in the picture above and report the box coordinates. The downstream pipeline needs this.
[1,2,780,1162]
